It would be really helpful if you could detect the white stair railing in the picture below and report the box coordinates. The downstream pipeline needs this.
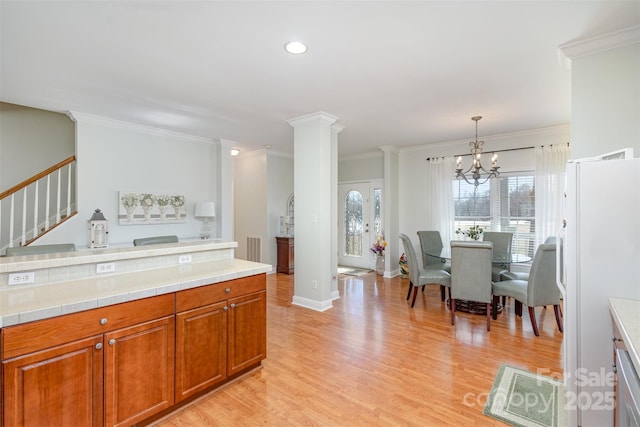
[0,156,77,254]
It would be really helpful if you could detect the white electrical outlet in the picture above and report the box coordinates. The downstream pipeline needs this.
[312,280,318,289]
[96,262,116,274]
[178,254,192,264]
[8,272,35,285]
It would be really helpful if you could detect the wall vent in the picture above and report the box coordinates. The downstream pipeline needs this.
[246,236,262,262]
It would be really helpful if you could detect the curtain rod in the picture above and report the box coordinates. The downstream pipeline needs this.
[426,142,570,161]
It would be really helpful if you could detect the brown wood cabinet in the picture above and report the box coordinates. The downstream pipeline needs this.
[276,236,294,274]
[228,290,267,375]
[175,301,228,402]
[104,316,175,427]
[1,293,175,427]
[2,335,103,427]
[0,274,267,427]
[175,274,266,402]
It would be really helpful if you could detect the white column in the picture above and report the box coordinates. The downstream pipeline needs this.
[288,112,342,311]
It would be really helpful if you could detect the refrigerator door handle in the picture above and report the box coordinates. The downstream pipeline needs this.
[556,221,567,300]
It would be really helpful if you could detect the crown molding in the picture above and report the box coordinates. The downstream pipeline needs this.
[67,111,214,144]
[559,25,640,64]
[287,111,338,127]
[400,123,570,154]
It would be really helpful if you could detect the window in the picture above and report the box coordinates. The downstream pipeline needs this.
[453,174,535,258]
[344,190,363,256]
[373,187,382,237]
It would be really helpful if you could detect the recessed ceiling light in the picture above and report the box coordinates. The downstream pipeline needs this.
[230,149,240,156]
[284,41,307,54]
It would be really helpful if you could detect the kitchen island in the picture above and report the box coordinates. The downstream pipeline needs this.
[0,241,271,427]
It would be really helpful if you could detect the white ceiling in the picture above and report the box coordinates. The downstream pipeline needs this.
[1,1,639,157]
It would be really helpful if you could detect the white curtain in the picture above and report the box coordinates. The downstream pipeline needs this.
[535,144,571,245]
[426,157,455,245]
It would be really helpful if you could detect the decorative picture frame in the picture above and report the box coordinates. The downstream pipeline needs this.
[118,191,186,225]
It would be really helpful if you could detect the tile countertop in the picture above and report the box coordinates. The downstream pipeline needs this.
[609,298,640,374]
[0,257,271,328]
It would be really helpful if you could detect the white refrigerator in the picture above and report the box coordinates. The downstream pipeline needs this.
[564,153,640,426]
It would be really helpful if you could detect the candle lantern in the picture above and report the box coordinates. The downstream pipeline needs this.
[88,209,109,248]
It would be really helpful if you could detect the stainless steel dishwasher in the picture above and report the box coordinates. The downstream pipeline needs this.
[615,348,640,426]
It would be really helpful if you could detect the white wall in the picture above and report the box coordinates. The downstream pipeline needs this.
[571,42,640,159]
[266,153,294,268]
[233,151,268,261]
[338,152,384,182]
[0,102,74,189]
[398,125,571,252]
[36,113,220,247]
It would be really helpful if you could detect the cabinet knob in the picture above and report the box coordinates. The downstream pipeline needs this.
[230,303,236,309]
[108,339,116,346]
[226,288,231,294]
[223,306,228,312]
[95,343,103,350]
[100,318,108,325]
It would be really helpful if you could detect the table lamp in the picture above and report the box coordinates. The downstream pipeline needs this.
[194,201,216,239]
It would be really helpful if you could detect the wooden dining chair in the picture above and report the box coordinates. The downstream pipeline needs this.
[399,234,451,308]
[450,240,493,331]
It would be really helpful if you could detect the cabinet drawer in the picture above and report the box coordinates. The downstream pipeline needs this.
[176,274,266,312]
[1,293,175,360]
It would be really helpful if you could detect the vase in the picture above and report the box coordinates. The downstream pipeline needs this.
[142,206,151,222]
[376,255,384,275]
[158,206,168,221]
[173,206,183,221]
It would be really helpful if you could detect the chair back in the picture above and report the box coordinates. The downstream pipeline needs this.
[399,234,420,285]
[417,230,444,268]
[527,243,562,306]
[450,240,493,303]
[133,235,179,246]
[6,243,76,256]
[482,231,513,281]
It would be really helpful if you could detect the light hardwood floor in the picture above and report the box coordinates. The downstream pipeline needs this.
[154,271,563,426]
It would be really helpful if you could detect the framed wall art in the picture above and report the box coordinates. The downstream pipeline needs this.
[119,191,186,225]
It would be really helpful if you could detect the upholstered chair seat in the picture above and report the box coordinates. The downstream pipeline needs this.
[399,233,451,308]
[417,230,451,273]
[450,240,494,331]
[492,242,563,336]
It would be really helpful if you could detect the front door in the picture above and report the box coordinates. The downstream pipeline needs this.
[338,182,373,269]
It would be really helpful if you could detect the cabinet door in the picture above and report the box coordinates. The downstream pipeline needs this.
[228,291,267,376]
[104,316,175,427]
[2,335,103,427]
[175,301,227,402]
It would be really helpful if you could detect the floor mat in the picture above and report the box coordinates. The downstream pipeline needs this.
[337,266,374,276]
[484,364,566,427]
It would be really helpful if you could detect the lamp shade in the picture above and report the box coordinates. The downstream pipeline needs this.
[194,201,216,218]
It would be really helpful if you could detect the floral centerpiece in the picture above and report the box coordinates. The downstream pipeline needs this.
[370,236,387,256]
[455,225,484,240]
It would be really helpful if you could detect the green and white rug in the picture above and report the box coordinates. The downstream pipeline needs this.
[484,364,567,427]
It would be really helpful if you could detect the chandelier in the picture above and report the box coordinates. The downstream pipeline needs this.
[455,116,500,187]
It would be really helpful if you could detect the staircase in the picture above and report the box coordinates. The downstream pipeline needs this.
[0,156,77,255]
